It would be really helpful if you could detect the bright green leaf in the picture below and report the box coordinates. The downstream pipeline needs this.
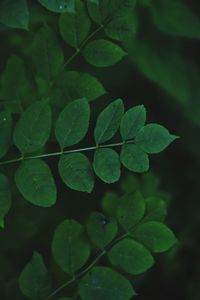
[108,238,154,275]
[51,71,106,107]
[117,192,145,230]
[14,101,51,154]
[52,219,90,274]
[15,159,57,207]
[135,124,178,154]
[59,153,94,193]
[0,0,29,30]
[120,144,149,173]
[78,266,136,300]
[55,98,90,149]
[83,39,127,67]
[93,148,120,183]
[0,173,11,228]
[86,211,118,249]
[105,13,138,41]
[19,251,51,300]
[95,99,124,144]
[133,221,177,253]
[59,0,91,48]
[120,105,146,140]
[38,0,75,13]
[0,111,12,159]
[144,196,167,222]
[150,0,200,39]
[32,25,64,86]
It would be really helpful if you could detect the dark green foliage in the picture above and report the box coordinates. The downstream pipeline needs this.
[0,1,183,299]
[19,188,176,299]
[0,0,29,30]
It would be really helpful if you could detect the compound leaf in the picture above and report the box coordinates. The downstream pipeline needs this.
[95,99,124,144]
[52,219,90,274]
[0,173,11,228]
[108,238,154,275]
[117,192,145,230]
[133,221,177,253]
[86,211,118,249]
[93,148,120,183]
[59,0,91,48]
[32,25,64,86]
[78,266,136,300]
[14,101,51,154]
[120,105,146,140]
[120,144,149,173]
[59,153,94,193]
[135,124,178,154]
[19,252,51,300]
[83,39,127,67]
[0,111,12,159]
[55,98,90,150]
[38,0,75,13]
[0,0,29,30]
[15,159,56,207]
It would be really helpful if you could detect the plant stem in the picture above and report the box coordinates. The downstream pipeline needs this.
[0,140,134,166]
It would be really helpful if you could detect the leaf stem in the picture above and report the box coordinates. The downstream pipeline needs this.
[0,140,133,166]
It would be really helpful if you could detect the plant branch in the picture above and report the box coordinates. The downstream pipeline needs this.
[0,140,134,166]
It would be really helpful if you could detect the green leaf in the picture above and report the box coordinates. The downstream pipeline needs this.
[144,196,167,222]
[94,99,124,144]
[0,55,37,113]
[15,159,57,207]
[133,221,177,253]
[93,148,120,183]
[14,101,51,154]
[120,105,146,140]
[108,238,154,275]
[86,211,118,249]
[51,71,106,107]
[0,111,12,159]
[78,267,135,300]
[101,191,119,216]
[117,192,145,230]
[87,0,137,24]
[120,144,149,173]
[19,251,51,300]
[83,39,127,67]
[59,153,94,193]
[0,173,11,228]
[104,13,138,42]
[0,0,29,30]
[52,219,90,274]
[55,98,90,150]
[32,25,64,86]
[38,0,75,13]
[135,124,178,154]
[59,0,91,49]
[150,0,200,39]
